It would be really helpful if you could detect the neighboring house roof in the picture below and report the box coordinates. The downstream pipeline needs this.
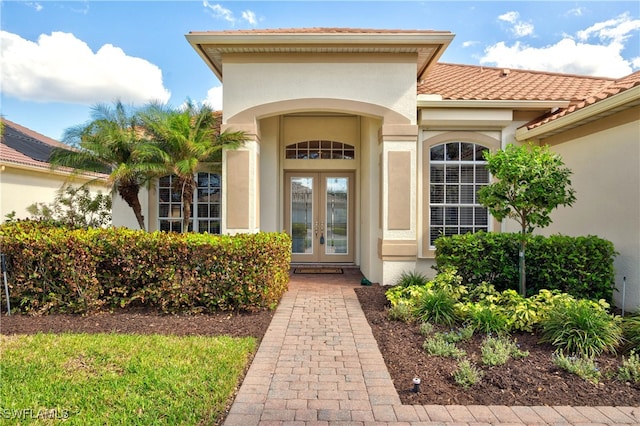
[0,118,108,179]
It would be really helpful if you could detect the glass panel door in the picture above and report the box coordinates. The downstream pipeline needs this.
[290,177,314,255]
[286,172,354,263]
[324,177,348,255]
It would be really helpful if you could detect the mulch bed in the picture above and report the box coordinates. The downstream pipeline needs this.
[2,286,639,407]
[354,285,640,406]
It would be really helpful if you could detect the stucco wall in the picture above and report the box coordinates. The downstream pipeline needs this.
[541,111,639,312]
[222,54,418,124]
[0,166,109,221]
[112,186,149,231]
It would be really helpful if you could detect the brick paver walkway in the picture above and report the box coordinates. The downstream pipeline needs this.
[224,269,640,425]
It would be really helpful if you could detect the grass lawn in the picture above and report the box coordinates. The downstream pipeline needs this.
[1,333,256,425]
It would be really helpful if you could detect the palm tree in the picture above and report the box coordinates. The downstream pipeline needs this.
[49,101,159,230]
[140,100,246,232]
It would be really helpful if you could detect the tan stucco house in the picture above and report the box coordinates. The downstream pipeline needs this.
[112,28,639,311]
[0,118,109,220]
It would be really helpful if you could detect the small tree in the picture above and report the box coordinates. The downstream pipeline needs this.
[26,185,112,228]
[477,143,576,296]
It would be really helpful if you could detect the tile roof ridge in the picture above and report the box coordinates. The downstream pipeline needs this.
[189,27,448,35]
[434,62,617,82]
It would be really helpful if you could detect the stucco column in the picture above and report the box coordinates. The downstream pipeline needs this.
[378,123,418,283]
[221,123,260,234]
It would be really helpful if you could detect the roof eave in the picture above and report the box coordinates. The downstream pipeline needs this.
[417,98,571,110]
[185,31,455,82]
[515,85,640,141]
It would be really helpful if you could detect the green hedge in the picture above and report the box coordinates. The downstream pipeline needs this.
[0,221,291,314]
[434,232,616,301]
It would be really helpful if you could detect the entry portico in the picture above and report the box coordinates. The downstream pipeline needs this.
[186,28,454,284]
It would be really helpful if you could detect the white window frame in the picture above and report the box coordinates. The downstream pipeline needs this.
[428,141,491,248]
[157,171,222,234]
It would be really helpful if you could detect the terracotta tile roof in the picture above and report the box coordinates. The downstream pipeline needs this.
[189,27,449,35]
[525,70,640,130]
[1,118,66,169]
[1,118,107,179]
[419,63,615,102]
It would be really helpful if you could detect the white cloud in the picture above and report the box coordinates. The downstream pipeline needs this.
[480,39,633,77]
[25,2,43,12]
[480,13,640,78]
[462,40,480,48]
[242,10,257,26]
[577,12,640,43]
[566,7,585,17]
[0,31,170,105]
[203,1,235,24]
[203,1,257,26]
[203,85,223,111]
[498,11,519,24]
[497,10,535,38]
[513,22,534,38]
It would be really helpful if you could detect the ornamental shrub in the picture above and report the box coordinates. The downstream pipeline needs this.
[435,232,616,301]
[0,222,291,314]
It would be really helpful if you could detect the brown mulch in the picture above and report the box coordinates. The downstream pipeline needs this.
[2,285,639,407]
[354,284,640,407]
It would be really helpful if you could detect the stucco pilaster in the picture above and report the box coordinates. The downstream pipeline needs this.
[378,124,418,260]
[222,123,260,234]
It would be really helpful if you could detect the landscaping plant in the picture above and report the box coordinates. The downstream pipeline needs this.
[553,352,601,384]
[539,298,622,357]
[423,335,466,359]
[452,360,483,389]
[477,143,576,296]
[621,314,640,353]
[617,351,640,384]
[481,335,529,366]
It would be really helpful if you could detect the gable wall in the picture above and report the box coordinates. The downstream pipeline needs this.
[222,53,418,124]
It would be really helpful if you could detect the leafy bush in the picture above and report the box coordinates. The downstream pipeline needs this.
[413,289,459,326]
[617,351,640,384]
[435,232,616,301]
[387,302,413,323]
[26,185,112,228]
[452,360,483,388]
[436,325,474,344]
[385,284,427,308]
[0,222,291,314]
[622,314,640,353]
[539,298,622,357]
[553,353,601,384]
[462,304,511,334]
[395,270,429,287]
[418,321,434,336]
[481,335,528,366]
[423,335,466,359]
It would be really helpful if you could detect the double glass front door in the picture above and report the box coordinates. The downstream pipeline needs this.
[285,172,355,263]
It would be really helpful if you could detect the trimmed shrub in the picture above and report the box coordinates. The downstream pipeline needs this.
[435,232,616,301]
[0,222,291,314]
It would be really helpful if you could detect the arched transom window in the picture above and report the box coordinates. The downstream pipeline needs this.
[285,140,355,160]
[429,142,490,246]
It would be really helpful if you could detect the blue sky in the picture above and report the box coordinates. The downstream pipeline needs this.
[2,1,639,141]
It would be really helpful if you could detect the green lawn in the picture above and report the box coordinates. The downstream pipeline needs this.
[1,333,256,425]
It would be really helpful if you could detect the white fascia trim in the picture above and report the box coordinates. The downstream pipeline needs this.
[417,98,570,110]
[515,85,640,141]
[0,161,109,181]
[186,32,455,46]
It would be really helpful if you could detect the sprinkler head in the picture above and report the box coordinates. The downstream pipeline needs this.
[412,377,421,393]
